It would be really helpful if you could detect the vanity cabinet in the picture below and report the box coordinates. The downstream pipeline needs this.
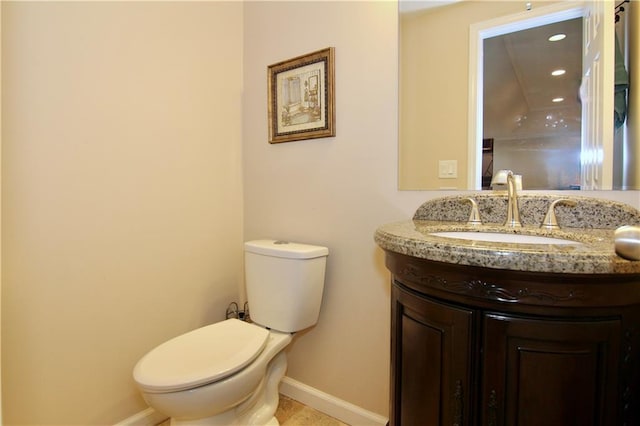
[388,252,640,426]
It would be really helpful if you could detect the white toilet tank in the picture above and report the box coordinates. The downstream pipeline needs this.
[244,240,329,333]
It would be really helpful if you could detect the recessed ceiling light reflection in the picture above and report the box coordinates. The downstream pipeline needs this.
[548,34,566,42]
[552,97,565,103]
[551,69,566,76]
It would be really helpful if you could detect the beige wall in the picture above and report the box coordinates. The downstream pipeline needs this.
[240,0,516,416]
[1,2,243,424]
[0,2,3,423]
[242,1,401,415]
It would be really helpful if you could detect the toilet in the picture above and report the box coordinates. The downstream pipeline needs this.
[133,240,329,426]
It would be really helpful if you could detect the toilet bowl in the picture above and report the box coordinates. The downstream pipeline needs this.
[134,319,292,425]
[133,240,329,425]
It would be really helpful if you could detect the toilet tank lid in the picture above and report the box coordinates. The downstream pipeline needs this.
[244,240,328,259]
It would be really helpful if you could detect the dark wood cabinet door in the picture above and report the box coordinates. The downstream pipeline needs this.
[481,314,621,426]
[391,284,475,426]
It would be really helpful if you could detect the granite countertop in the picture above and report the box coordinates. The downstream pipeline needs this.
[375,195,640,275]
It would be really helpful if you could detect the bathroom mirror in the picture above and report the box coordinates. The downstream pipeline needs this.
[399,0,637,190]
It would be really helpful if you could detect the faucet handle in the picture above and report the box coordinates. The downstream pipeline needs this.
[464,198,482,226]
[541,199,577,229]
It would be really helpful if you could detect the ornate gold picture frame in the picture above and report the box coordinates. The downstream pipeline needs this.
[267,47,335,144]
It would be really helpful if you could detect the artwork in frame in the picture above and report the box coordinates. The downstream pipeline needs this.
[267,47,335,144]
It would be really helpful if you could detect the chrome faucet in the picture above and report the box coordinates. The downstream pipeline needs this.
[491,169,522,228]
[463,197,482,226]
[541,199,577,229]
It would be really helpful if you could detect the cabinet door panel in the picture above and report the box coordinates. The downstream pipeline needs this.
[392,284,475,426]
[481,314,621,426]
[400,314,444,423]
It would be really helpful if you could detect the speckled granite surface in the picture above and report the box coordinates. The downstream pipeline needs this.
[413,194,640,228]
[375,195,640,274]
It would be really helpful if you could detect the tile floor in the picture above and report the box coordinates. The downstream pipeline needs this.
[276,395,348,426]
[155,394,348,426]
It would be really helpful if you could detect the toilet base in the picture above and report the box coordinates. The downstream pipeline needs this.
[170,414,279,426]
[168,350,288,426]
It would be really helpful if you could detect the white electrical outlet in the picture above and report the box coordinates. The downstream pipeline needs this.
[438,160,458,178]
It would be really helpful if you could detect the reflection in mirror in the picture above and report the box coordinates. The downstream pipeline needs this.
[399,0,638,191]
[481,18,583,190]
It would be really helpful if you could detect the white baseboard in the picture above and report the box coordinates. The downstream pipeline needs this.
[113,407,168,426]
[115,377,388,426]
[279,376,388,426]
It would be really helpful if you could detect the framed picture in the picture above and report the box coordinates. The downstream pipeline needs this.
[267,47,335,144]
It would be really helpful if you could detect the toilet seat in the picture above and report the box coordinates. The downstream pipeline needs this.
[133,319,269,393]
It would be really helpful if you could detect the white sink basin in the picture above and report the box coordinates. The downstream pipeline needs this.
[429,231,582,245]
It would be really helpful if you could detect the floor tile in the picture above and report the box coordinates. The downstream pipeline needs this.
[153,394,349,425]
